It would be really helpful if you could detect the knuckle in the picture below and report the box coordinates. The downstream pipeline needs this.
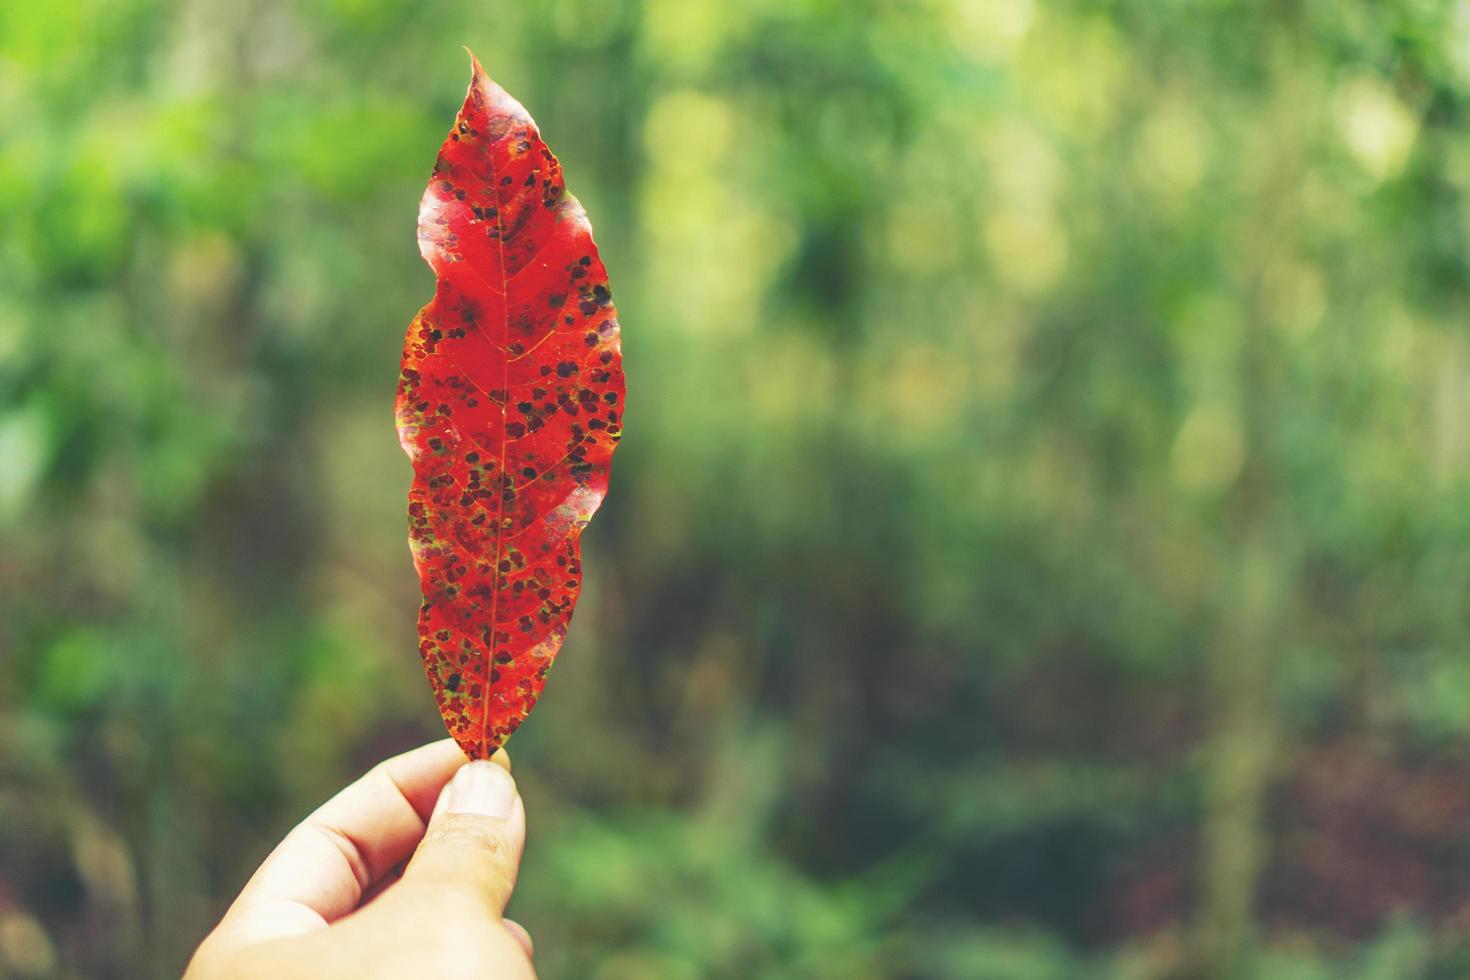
[423,815,510,860]
[407,814,521,912]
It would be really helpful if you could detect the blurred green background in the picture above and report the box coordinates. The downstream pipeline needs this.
[4,0,1470,977]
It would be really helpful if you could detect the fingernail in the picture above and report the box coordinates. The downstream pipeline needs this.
[445,760,517,819]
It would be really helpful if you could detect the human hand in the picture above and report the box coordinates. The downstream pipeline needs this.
[185,739,535,979]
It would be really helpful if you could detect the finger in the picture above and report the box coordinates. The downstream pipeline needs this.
[401,760,526,915]
[358,857,406,908]
[227,739,471,937]
[325,747,515,915]
[502,918,534,959]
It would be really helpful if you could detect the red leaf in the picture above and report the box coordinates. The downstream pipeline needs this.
[396,53,624,760]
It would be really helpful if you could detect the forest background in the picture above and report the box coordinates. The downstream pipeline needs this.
[4,0,1470,976]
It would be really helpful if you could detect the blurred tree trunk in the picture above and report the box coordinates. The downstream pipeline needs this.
[1198,533,1285,978]
[1194,46,1303,964]
[1192,243,1300,978]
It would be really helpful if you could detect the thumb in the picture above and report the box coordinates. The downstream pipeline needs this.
[402,759,526,914]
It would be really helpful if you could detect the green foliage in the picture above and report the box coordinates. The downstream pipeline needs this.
[4,0,1470,977]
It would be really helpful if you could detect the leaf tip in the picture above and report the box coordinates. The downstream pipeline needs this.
[463,45,486,83]
[458,47,532,127]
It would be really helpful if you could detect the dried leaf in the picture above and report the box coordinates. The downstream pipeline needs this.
[396,53,624,759]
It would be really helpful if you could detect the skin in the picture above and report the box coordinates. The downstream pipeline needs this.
[186,739,536,979]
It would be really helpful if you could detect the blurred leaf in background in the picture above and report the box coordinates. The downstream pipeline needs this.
[4,0,1470,977]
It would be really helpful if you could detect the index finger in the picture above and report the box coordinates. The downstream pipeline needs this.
[220,739,509,941]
